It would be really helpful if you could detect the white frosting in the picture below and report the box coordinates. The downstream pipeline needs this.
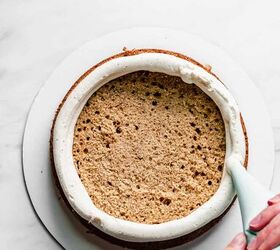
[52,52,246,242]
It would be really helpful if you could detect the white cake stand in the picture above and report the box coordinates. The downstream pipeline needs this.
[22,27,275,250]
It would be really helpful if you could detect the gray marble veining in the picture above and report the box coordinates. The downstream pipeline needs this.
[1,0,280,249]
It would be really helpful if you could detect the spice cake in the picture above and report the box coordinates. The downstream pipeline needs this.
[50,49,248,248]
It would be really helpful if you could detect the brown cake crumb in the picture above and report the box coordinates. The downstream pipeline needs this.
[72,71,226,224]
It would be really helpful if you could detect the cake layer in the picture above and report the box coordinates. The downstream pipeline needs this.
[51,49,247,243]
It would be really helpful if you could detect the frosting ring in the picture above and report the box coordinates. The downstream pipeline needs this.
[52,51,246,242]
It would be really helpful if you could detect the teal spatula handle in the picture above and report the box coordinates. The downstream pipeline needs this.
[227,158,280,249]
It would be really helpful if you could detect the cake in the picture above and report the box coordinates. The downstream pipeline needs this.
[50,49,248,249]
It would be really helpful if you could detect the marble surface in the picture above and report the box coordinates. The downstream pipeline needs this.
[1,0,280,249]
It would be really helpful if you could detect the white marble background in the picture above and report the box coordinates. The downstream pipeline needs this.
[1,0,280,249]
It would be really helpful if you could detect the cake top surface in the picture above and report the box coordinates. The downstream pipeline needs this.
[73,71,226,224]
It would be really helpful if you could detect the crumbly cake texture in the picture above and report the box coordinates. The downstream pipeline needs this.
[72,71,226,224]
[51,49,248,249]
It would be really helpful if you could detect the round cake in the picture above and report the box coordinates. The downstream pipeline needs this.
[50,49,248,249]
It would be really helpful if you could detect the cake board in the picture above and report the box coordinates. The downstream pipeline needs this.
[22,27,275,250]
